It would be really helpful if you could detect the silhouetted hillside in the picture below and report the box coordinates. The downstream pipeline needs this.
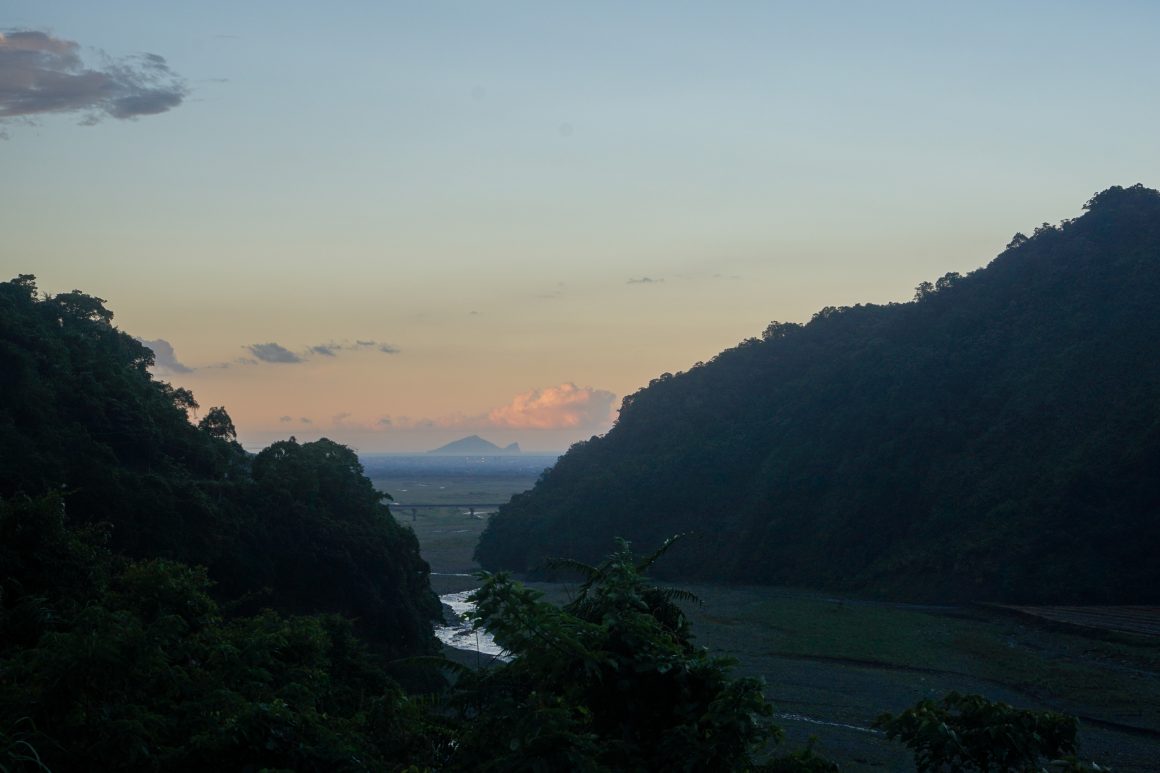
[0,275,440,653]
[476,185,1160,603]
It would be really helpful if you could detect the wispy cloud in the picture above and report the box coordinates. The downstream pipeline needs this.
[537,282,567,300]
[139,338,193,374]
[309,339,398,358]
[0,30,187,129]
[316,340,390,355]
[200,338,400,368]
[136,337,397,371]
[247,342,303,364]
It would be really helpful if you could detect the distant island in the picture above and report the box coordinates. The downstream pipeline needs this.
[428,435,521,454]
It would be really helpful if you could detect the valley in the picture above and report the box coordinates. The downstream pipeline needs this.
[378,458,1160,772]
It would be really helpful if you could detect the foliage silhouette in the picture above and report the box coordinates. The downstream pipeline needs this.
[447,538,781,771]
[0,275,440,653]
[876,692,1106,772]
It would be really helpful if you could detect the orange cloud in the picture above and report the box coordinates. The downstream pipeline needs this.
[486,383,616,430]
[298,383,617,435]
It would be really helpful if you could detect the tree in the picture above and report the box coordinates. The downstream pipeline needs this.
[0,493,448,772]
[875,692,1105,772]
[449,538,779,771]
[763,321,802,341]
[197,406,237,441]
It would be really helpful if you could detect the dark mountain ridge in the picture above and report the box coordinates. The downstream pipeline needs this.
[476,185,1160,603]
[0,275,440,653]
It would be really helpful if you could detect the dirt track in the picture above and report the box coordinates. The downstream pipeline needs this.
[998,605,1160,638]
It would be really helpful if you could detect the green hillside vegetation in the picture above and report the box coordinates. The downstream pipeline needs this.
[0,276,446,767]
[476,185,1160,603]
[0,494,445,770]
[0,275,440,654]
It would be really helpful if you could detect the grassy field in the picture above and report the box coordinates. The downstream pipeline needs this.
[670,585,1160,771]
[372,467,1160,771]
[367,457,547,589]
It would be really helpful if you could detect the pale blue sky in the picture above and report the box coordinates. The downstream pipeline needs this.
[4,2,1159,450]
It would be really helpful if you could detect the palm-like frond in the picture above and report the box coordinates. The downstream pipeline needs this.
[657,587,703,607]
[635,533,690,573]
[543,556,600,581]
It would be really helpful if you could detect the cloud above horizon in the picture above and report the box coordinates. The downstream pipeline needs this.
[332,384,617,434]
[139,338,193,374]
[247,342,303,364]
[313,340,396,357]
[487,383,617,430]
[0,30,187,127]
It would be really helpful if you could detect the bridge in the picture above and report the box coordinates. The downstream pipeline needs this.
[390,503,505,509]
[390,502,505,521]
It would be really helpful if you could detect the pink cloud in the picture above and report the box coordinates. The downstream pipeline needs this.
[0,31,187,124]
[486,383,616,430]
[302,383,617,435]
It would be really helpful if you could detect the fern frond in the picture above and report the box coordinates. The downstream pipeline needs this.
[635,533,690,572]
[658,587,703,606]
[543,556,600,580]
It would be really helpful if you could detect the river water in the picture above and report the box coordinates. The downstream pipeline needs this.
[434,589,510,661]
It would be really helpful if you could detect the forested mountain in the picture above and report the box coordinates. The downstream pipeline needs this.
[0,275,453,767]
[0,275,440,653]
[476,185,1160,603]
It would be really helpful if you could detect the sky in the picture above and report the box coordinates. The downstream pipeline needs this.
[4,2,1160,452]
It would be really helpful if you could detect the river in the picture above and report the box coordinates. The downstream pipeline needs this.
[434,588,510,662]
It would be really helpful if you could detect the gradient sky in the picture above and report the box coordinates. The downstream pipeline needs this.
[5,2,1160,451]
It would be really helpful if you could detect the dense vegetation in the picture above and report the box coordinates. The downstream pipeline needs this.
[875,693,1088,773]
[448,541,1103,772]
[0,275,439,654]
[442,539,799,771]
[0,276,445,767]
[0,494,445,770]
[476,185,1160,603]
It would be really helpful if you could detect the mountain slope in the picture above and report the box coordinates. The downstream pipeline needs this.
[0,276,440,654]
[475,185,1160,603]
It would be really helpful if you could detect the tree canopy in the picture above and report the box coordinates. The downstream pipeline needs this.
[0,275,440,653]
[446,539,786,771]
